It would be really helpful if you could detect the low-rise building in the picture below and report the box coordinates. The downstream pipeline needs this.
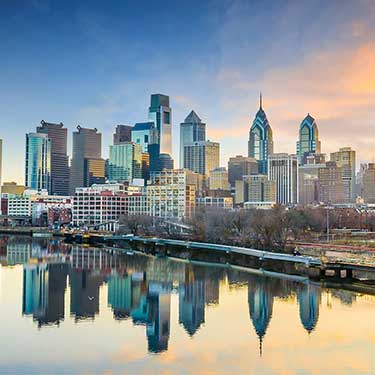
[196,196,233,209]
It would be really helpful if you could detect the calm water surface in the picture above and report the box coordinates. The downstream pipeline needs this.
[0,235,375,375]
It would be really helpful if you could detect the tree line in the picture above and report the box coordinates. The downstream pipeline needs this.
[119,206,375,252]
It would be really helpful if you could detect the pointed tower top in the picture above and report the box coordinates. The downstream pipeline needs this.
[260,92,263,110]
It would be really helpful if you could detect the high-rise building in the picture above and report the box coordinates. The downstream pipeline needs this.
[183,141,220,177]
[180,111,206,168]
[131,122,155,153]
[25,133,51,192]
[318,161,345,204]
[298,154,326,205]
[37,121,69,195]
[228,155,258,188]
[330,147,356,202]
[113,125,132,144]
[363,163,375,203]
[70,126,104,194]
[235,175,276,205]
[141,152,150,181]
[268,153,298,205]
[84,158,106,186]
[248,94,273,174]
[296,114,321,165]
[108,142,142,182]
[209,167,230,191]
[148,94,172,156]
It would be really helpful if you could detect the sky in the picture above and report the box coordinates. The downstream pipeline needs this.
[1,0,375,184]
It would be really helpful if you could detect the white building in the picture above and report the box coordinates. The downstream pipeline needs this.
[147,169,196,220]
[268,153,299,205]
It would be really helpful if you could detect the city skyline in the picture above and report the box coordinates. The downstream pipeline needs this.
[1,0,375,184]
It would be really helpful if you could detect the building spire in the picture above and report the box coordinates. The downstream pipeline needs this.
[260,92,263,109]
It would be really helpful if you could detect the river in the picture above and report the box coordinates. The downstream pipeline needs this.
[0,235,374,374]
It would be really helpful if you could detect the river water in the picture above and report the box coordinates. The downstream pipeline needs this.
[0,235,374,374]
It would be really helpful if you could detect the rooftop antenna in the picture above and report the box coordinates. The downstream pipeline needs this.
[260,92,263,109]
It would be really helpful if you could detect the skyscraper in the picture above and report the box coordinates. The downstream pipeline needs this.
[268,153,298,205]
[318,161,345,204]
[228,155,258,188]
[131,122,155,153]
[25,133,51,192]
[108,142,142,182]
[330,147,356,202]
[184,141,220,177]
[69,126,104,194]
[363,163,375,203]
[148,94,172,156]
[248,94,273,174]
[37,120,69,195]
[180,111,206,168]
[296,114,321,165]
[113,125,132,144]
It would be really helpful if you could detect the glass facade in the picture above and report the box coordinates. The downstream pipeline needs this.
[180,111,206,169]
[108,143,142,183]
[25,133,51,192]
[248,97,273,174]
[131,122,154,153]
[296,114,321,165]
[148,94,172,156]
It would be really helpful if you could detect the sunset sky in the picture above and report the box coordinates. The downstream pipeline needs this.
[1,0,375,183]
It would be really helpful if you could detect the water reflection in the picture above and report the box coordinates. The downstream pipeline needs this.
[0,235,373,359]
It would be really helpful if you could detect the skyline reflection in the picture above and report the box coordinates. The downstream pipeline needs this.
[0,235,373,359]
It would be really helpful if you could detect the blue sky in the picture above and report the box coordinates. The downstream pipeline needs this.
[1,0,375,183]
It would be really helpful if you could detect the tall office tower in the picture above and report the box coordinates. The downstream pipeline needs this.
[179,111,206,168]
[363,164,375,203]
[148,94,172,156]
[248,94,273,174]
[37,120,69,195]
[235,175,276,205]
[298,154,326,205]
[159,153,174,170]
[113,125,132,144]
[209,167,230,191]
[69,126,104,194]
[296,114,321,165]
[355,163,367,198]
[184,141,220,177]
[330,147,356,202]
[228,155,258,188]
[268,153,298,205]
[318,161,345,204]
[25,133,51,192]
[141,152,150,181]
[108,142,142,182]
[131,122,155,153]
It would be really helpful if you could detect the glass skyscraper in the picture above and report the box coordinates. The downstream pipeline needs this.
[248,94,273,174]
[296,114,321,165]
[179,110,206,168]
[36,120,69,195]
[108,142,142,182]
[148,94,172,156]
[25,133,51,191]
[131,122,155,153]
